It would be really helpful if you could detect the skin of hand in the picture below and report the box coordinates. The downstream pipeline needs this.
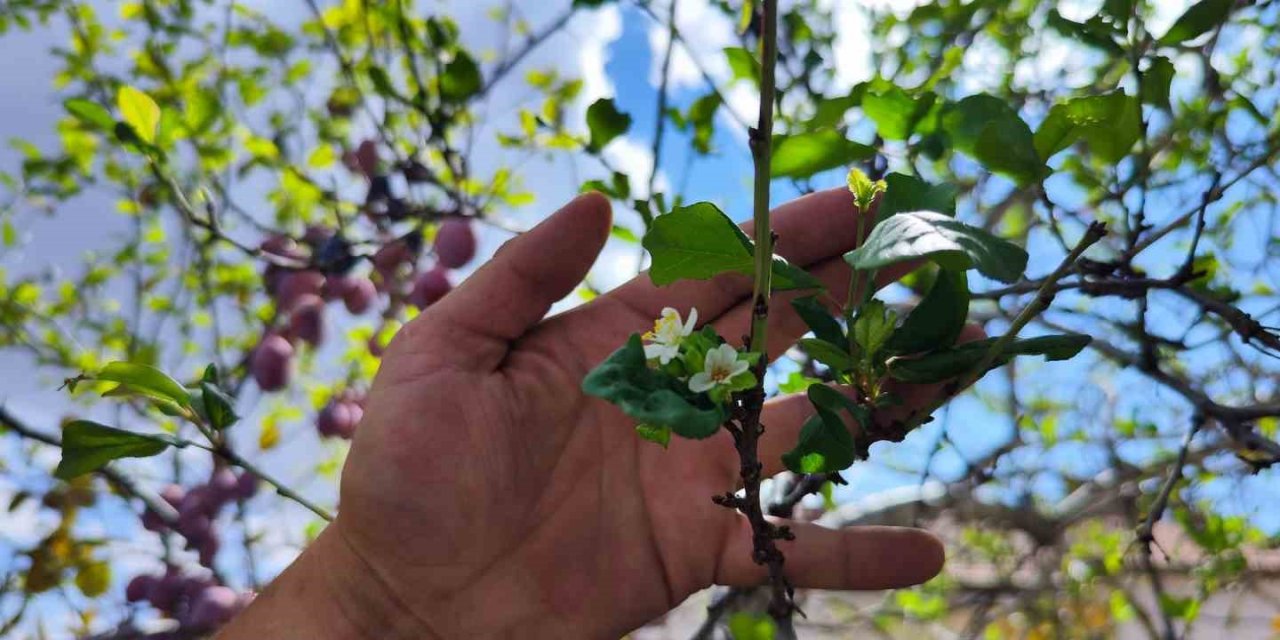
[219,189,972,640]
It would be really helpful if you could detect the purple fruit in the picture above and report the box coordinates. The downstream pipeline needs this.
[125,574,156,603]
[317,401,361,440]
[160,485,185,507]
[141,508,166,533]
[408,267,451,309]
[434,218,476,269]
[186,585,239,630]
[354,140,379,178]
[287,294,326,346]
[209,468,238,502]
[180,485,219,518]
[251,334,294,392]
[275,270,325,311]
[234,472,258,500]
[341,277,377,315]
[197,531,220,568]
[372,240,411,273]
[260,235,303,260]
[176,511,211,544]
[303,224,335,246]
[148,571,183,613]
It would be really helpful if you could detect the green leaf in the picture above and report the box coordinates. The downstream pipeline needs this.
[781,386,863,473]
[942,95,1045,185]
[582,335,726,439]
[64,99,114,131]
[55,420,176,480]
[727,613,776,640]
[116,86,160,144]
[367,66,399,98]
[847,167,886,212]
[887,269,969,355]
[1034,91,1140,163]
[440,51,482,101]
[851,299,897,362]
[585,98,632,153]
[798,337,856,372]
[1141,57,1175,109]
[887,334,1092,383]
[862,87,933,140]
[723,46,759,84]
[642,202,820,290]
[199,382,238,431]
[1159,0,1233,45]
[878,173,957,222]
[635,423,672,448]
[791,296,844,345]
[844,211,1029,284]
[95,362,192,410]
[770,130,875,179]
[1046,10,1124,54]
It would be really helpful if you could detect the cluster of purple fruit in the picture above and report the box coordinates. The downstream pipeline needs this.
[125,568,253,633]
[141,468,258,569]
[250,138,478,393]
[317,388,367,440]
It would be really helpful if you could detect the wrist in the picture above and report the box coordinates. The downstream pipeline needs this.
[218,520,434,640]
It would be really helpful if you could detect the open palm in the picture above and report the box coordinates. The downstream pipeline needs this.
[331,190,952,639]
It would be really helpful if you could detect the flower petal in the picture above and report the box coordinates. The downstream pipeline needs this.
[688,372,715,393]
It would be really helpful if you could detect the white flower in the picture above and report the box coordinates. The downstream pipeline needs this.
[689,344,750,393]
[643,307,697,364]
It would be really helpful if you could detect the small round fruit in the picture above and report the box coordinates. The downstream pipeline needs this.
[208,468,238,502]
[354,140,379,178]
[341,277,377,315]
[317,401,360,440]
[408,268,451,309]
[434,218,476,269]
[234,472,259,501]
[251,334,294,392]
[197,531,220,568]
[186,585,239,630]
[274,270,325,311]
[125,574,157,603]
[287,294,326,346]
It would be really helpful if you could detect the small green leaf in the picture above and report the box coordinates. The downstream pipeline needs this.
[440,51,482,101]
[771,130,875,179]
[943,95,1046,185]
[1046,10,1124,54]
[1159,0,1233,45]
[887,334,1092,383]
[55,420,176,480]
[642,202,820,290]
[844,210,1029,284]
[64,99,115,131]
[791,296,844,345]
[727,613,776,640]
[1141,57,1175,109]
[862,87,933,140]
[199,381,238,431]
[886,269,969,355]
[95,362,192,410]
[851,299,897,363]
[781,385,863,473]
[367,66,399,98]
[878,173,957,222]
[798,338,855,372]
[585,98,632,152]
[723,46,759,84]
[635,423,672,448]
[1034,91,1140,163]
[583,335,726,439]
[847,167,886,212]
[117,86,160,144]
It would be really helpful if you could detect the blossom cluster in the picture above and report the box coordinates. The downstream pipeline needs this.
[641,307,757,403]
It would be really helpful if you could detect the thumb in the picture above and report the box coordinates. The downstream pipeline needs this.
[395,192,612,372]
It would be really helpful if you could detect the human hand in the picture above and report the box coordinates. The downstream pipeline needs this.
[221,190,963,639]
